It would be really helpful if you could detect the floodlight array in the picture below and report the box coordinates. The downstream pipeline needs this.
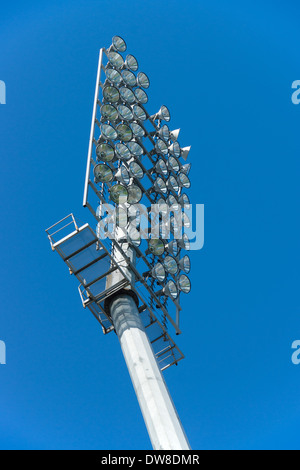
[92,35,192,307]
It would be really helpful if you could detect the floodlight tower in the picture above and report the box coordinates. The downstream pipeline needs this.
[46,36,193,450]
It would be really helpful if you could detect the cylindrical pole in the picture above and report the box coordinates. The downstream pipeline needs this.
[109,293,191,450]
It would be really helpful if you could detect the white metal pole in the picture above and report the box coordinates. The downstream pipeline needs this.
[109,292,191,450]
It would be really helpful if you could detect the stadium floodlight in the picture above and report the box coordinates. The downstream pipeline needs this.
[137,72,150,89]
[122,70,137,87]
[103,85,120,103]
[181,146,191,161]
[151,105,171,122]
[115,142,131,160]
[125,54,139,72]
[105,68,123,87]
[178,255,191,274]
[177,274,191,294]
[170,128,180,142]
[117,104,134,121]
[47,36,193,452]
[163,255,178,275]
[130,122,145,138]
[110,35,127,53]
[94,163,114,183]
[100,104,119,121]
[96,142,115,162]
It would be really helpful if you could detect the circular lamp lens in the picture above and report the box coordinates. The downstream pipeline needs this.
[94,164,113,183]
[165,280,178,299]
[127,184,143,204]
[126,54,139,72]
[168,156,180,173]
[155,139,168,156]
[178,274,191,294]
[112,35,127,53]
[101,124,118,140]
[134,88,148,104]
[130,161,144,179]
[101,104,118,122]
[159,124,170,142]
[148,238,165,256]
[117,104,133,121]
[180,255,191,274]
[121,70,137,87]
[133,105,147,121]
[105,68,122,87]
[152,263,166,282]
[170,141,181,158]
[120,87,136,104]
[155,177,167,195]
[103,86,120,104]
[127,141,143,157]
[131,122,145,138]
[137,72,150,89]
[96,142,115,162]
[164,255,178,275]
[107,51,124,69]
[183,213,191,228]
[115,143,131,161]
[178,172,191,189]
[167,194,179,210]
[116,123,133,142]
[167,175,179,193]
[110,184,128,204]
[155,159,168,177]
[161,105,171,122]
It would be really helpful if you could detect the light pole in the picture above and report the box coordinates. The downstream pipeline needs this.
[46,35,193,450]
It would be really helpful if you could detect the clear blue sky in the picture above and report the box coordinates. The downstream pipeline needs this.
[1,0,300,450]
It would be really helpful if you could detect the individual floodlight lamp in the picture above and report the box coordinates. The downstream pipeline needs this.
[130,122,145,138]
[151,105,171,122]
[116,123,133,142]
[163,255,178,275]
[152,159,168,177]
[115,142,131,161]
[120,86,136,104]
[155,139,168,156]
[129,161,144,179]
[170,129,180,142]
[101,123,118,141]
[109,184,128,204]
[96,142,115,162]
[157,280,178,300]
[125,54,139,72]
[181,146,191,161]
[157,124,170,142]
[127,141,144,157]
[150,262,166,282]
[166,175,179,193]
[107,51,125,69]
[178,255,191,274]
[101,104,119,122]
[167,194,180,211]
[178,233,190,251]
[117,104,134,121]
[105,68,123,87]
[132,105,147,121]
[178,193,191,209]
[137,72,150,89]
[110,35,127,53]
[134,88,148,105]
[166,239,179,257]
[94,164,114,183]
[122,70,137,87]
[153,177,168,195]
[181,163,192,176]
[168,156,180,174]
[127,184,143,204]
[177,274,191,294]
[148,238,165,256]
[178,172,191,189]
[169,141,181,158]
[103,85,120,104]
